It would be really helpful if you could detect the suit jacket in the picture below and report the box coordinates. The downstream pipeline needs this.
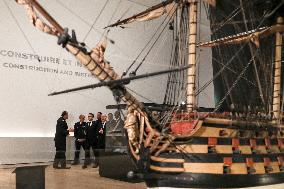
[85,121,98,145]
[97,121,106,149]
[74,121,87,140]
[54,117,69,150]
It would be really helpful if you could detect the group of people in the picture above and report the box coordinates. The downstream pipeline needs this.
[53,110,124,169]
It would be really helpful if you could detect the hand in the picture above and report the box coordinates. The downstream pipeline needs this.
[99,128,103,134]
[68,128,74,132]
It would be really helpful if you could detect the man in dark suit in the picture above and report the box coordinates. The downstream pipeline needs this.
[72,114,87,165]
[53,111,73,169]
[83,112,99,169]
[97,114,107,149]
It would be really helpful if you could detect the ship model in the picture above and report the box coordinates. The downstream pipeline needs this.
[17,0,284,188]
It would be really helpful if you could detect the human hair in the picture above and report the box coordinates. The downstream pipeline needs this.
[61,111,68,117]
[98,112,102,115]
[88,113,94,117]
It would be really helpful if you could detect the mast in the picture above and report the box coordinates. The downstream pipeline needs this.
[25,0,145,114]
[29,0,64,34]
[187,0,198,111]
[272,16,283,122]
[104,0,174,28]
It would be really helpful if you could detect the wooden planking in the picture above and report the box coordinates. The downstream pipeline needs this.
[184,163,266,174]
[254,163,266,174]
[150,165,185,172]
[192,126,238,138]
[230,163,247,174]
[176,145,208,153]
[256,146,267,154]
[215,145,233,153]
[150,156,185,163]
[203,118,232,125]
[183,163,223,174]
[191,124,280,138]
[151,161,283,174]
[271,162,281,173]
[239,146,252,154]
[271,145,281,153]
[183,163,266,174]
[174,144,283,154]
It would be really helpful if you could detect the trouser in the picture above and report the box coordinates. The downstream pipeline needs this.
[54,149,66,167]
[74,140,85,162]
[84,142,99,165]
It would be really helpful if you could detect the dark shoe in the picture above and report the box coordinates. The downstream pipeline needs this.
[92,163,98,168]
[82,165,87,169]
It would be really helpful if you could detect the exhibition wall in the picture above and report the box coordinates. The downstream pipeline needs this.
[0,0,213,163]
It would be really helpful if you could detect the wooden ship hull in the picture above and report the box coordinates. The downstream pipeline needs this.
[133,117,284,188]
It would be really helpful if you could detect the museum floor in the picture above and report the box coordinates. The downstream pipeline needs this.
[0,164,146,189]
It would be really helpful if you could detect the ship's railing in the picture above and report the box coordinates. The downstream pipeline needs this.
[170,111,231,122]
[167,111,230,135]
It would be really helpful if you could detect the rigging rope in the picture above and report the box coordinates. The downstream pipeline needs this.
[163,15,177,105]
[133,13,175,74]
[122,3,178,77]
[82,0,110,42]
[5,0,54,92]
[4,0,38,56]
[100,0,122,39]
[200,0,275,111]
[55,0,111,39]
[126,87,156,103]
[196,1,203,107]
[54,0,130,60]
[196,44,247,95]
[213,53,258,113]
[164,4,189,106]
[239,0,265,106]
[122,0,149,8]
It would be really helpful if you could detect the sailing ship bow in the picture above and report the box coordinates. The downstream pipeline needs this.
[16,0,193,160]
[17,0,216,160]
